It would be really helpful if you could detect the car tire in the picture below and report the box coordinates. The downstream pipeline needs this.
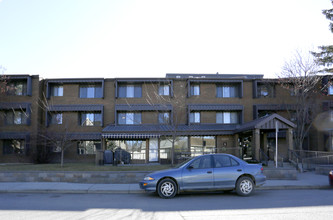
[157,178,177,199]
[236,176,254,196]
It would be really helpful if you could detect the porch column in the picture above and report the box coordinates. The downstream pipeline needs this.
[263,132,268,158]
[287,128,294,159]
[234,134,240,158]
[252,129,260,161]
[102,138,106,151]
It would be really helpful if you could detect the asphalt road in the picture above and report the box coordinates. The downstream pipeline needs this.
[0,189,333,219]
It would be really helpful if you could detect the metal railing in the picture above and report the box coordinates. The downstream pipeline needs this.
[288,149,333,171]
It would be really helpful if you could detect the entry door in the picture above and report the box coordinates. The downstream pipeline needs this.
[149,139,158,162]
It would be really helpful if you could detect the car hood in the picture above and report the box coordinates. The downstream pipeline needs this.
[147,168,182,178]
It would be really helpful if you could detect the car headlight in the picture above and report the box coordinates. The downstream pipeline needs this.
[144,176,154,181]
[329,171,333,175]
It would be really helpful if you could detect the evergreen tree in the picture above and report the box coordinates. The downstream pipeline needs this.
[312,1,333,73]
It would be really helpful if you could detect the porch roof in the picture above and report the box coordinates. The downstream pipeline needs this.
[236,113,296,133]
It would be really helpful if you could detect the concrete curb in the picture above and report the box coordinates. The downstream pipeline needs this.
[0,185,331,194]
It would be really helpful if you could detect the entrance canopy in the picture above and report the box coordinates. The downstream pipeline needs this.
[236,113,296,133]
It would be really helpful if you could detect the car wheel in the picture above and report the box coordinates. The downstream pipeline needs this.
[236,176,254,196]
[157,178,177,199]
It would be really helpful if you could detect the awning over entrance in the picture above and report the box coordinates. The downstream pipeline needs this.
[102,133,160,139]
[236,113,296,133]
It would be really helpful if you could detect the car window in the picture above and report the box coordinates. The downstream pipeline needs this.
[189,156,212,169]
[214,155,239,168]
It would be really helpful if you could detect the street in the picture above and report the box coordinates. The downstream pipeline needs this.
[0,189,333,219]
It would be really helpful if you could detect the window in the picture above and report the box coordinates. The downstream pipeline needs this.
[51,85,63,97]
[217,85,239,98]
[190,112,200,123]
[188,156,212,169]
[77,141,101,155]
[49,113,63,125]
[214,155,239,168]
[216,112,238,124]
[3,140,25,155]
[258,110,276,118]
[159,85,170,96]
[118,85,142,98]
[5,111,28,125]
[257,84,274,98]
[159,112,170,124]
[80,112,102,126]
[118,112,142,125]
[328,85,333,95]
[80,85,102,98]
[190,136,215,156]
[190,84,200,96]
[6,81,27,96]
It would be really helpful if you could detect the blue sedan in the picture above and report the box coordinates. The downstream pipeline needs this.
[139,154,266,198]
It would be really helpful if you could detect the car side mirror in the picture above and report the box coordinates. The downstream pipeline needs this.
[187,165,194,169]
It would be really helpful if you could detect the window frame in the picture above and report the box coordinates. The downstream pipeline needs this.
[118,112,142,125]
[79,84,103,98]
[51,85,64,97]
[5,110,28,125]
[190,84,200,96]
[216,84,239,98]
[118,84,142,98]
[189,112,200,124]
[159,84,170,96]
[80,112,102,126]
[216,111,239,124]
[3,139,25,155]
[158,112,171,124]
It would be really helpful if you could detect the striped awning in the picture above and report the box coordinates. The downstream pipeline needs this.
[102,133,160,139]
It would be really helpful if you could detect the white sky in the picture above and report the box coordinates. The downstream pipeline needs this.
[0,0,332,79]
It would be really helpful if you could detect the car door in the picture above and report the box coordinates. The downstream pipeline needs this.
[181,155,214,190]
[213,155,243,189]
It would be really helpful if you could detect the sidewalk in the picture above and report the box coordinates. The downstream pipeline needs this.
[0,172,331,194]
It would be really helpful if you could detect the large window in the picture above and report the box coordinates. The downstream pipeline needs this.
[159,85,170,96]
[159,112,170,124]
[6,81,27,96]
[49,113,63,125]
[118,112,141,125]
[190,112,200,123]
[190,136,215,156]
[216,85,239,98]
[80,85,102,98]
[257,84,274,98]
[328,85,333,95]
[5,110,28,125]
[77,141,101,155]
[3,140,25,155]
[216,112,238,124]
[190,84,200,96]
[51,85,63,97]
[160,136,188,163]
[107,140,146,161]
[118,85,142,98]
[80,112,102,126]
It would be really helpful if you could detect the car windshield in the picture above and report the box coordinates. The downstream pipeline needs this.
[174,157,194,168]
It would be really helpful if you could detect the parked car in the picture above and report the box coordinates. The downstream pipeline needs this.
[329,170,333,186]
[139,153,266,198]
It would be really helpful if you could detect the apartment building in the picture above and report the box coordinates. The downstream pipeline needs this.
[0,73,332,164]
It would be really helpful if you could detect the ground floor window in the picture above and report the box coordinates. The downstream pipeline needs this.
[107,140,146,161]
[3,139,25,155]
[77,141,101,155]
[160,136,189,162]
[190,136,216,156]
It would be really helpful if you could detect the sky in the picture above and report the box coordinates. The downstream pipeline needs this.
[0,0,332,79]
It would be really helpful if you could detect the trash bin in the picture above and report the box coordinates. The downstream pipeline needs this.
[104,150,113,164]
[95,150,104,166]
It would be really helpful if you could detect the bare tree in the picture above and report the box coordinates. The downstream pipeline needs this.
[37,94,74,167]
[0,65,8,94]
[278,50,322,150]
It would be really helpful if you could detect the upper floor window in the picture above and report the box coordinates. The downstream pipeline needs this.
[159,85,170,96]
[77,141,101,155]
[5,110,28,125]
[159,112,170,124]
[80,112,102,126]
[3,140,25,155]
[80,85,102,98]
[216,112,238,124]
[190,84,200,96]
[118,84,142,98]
[49,113,63,125]
[51,85,63,97]
[6,81,27,96]
[328,85,333,95]
[216,85,239,98]
[190,112,200,123]
[118,112,142,125]
[257,84,274,98]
